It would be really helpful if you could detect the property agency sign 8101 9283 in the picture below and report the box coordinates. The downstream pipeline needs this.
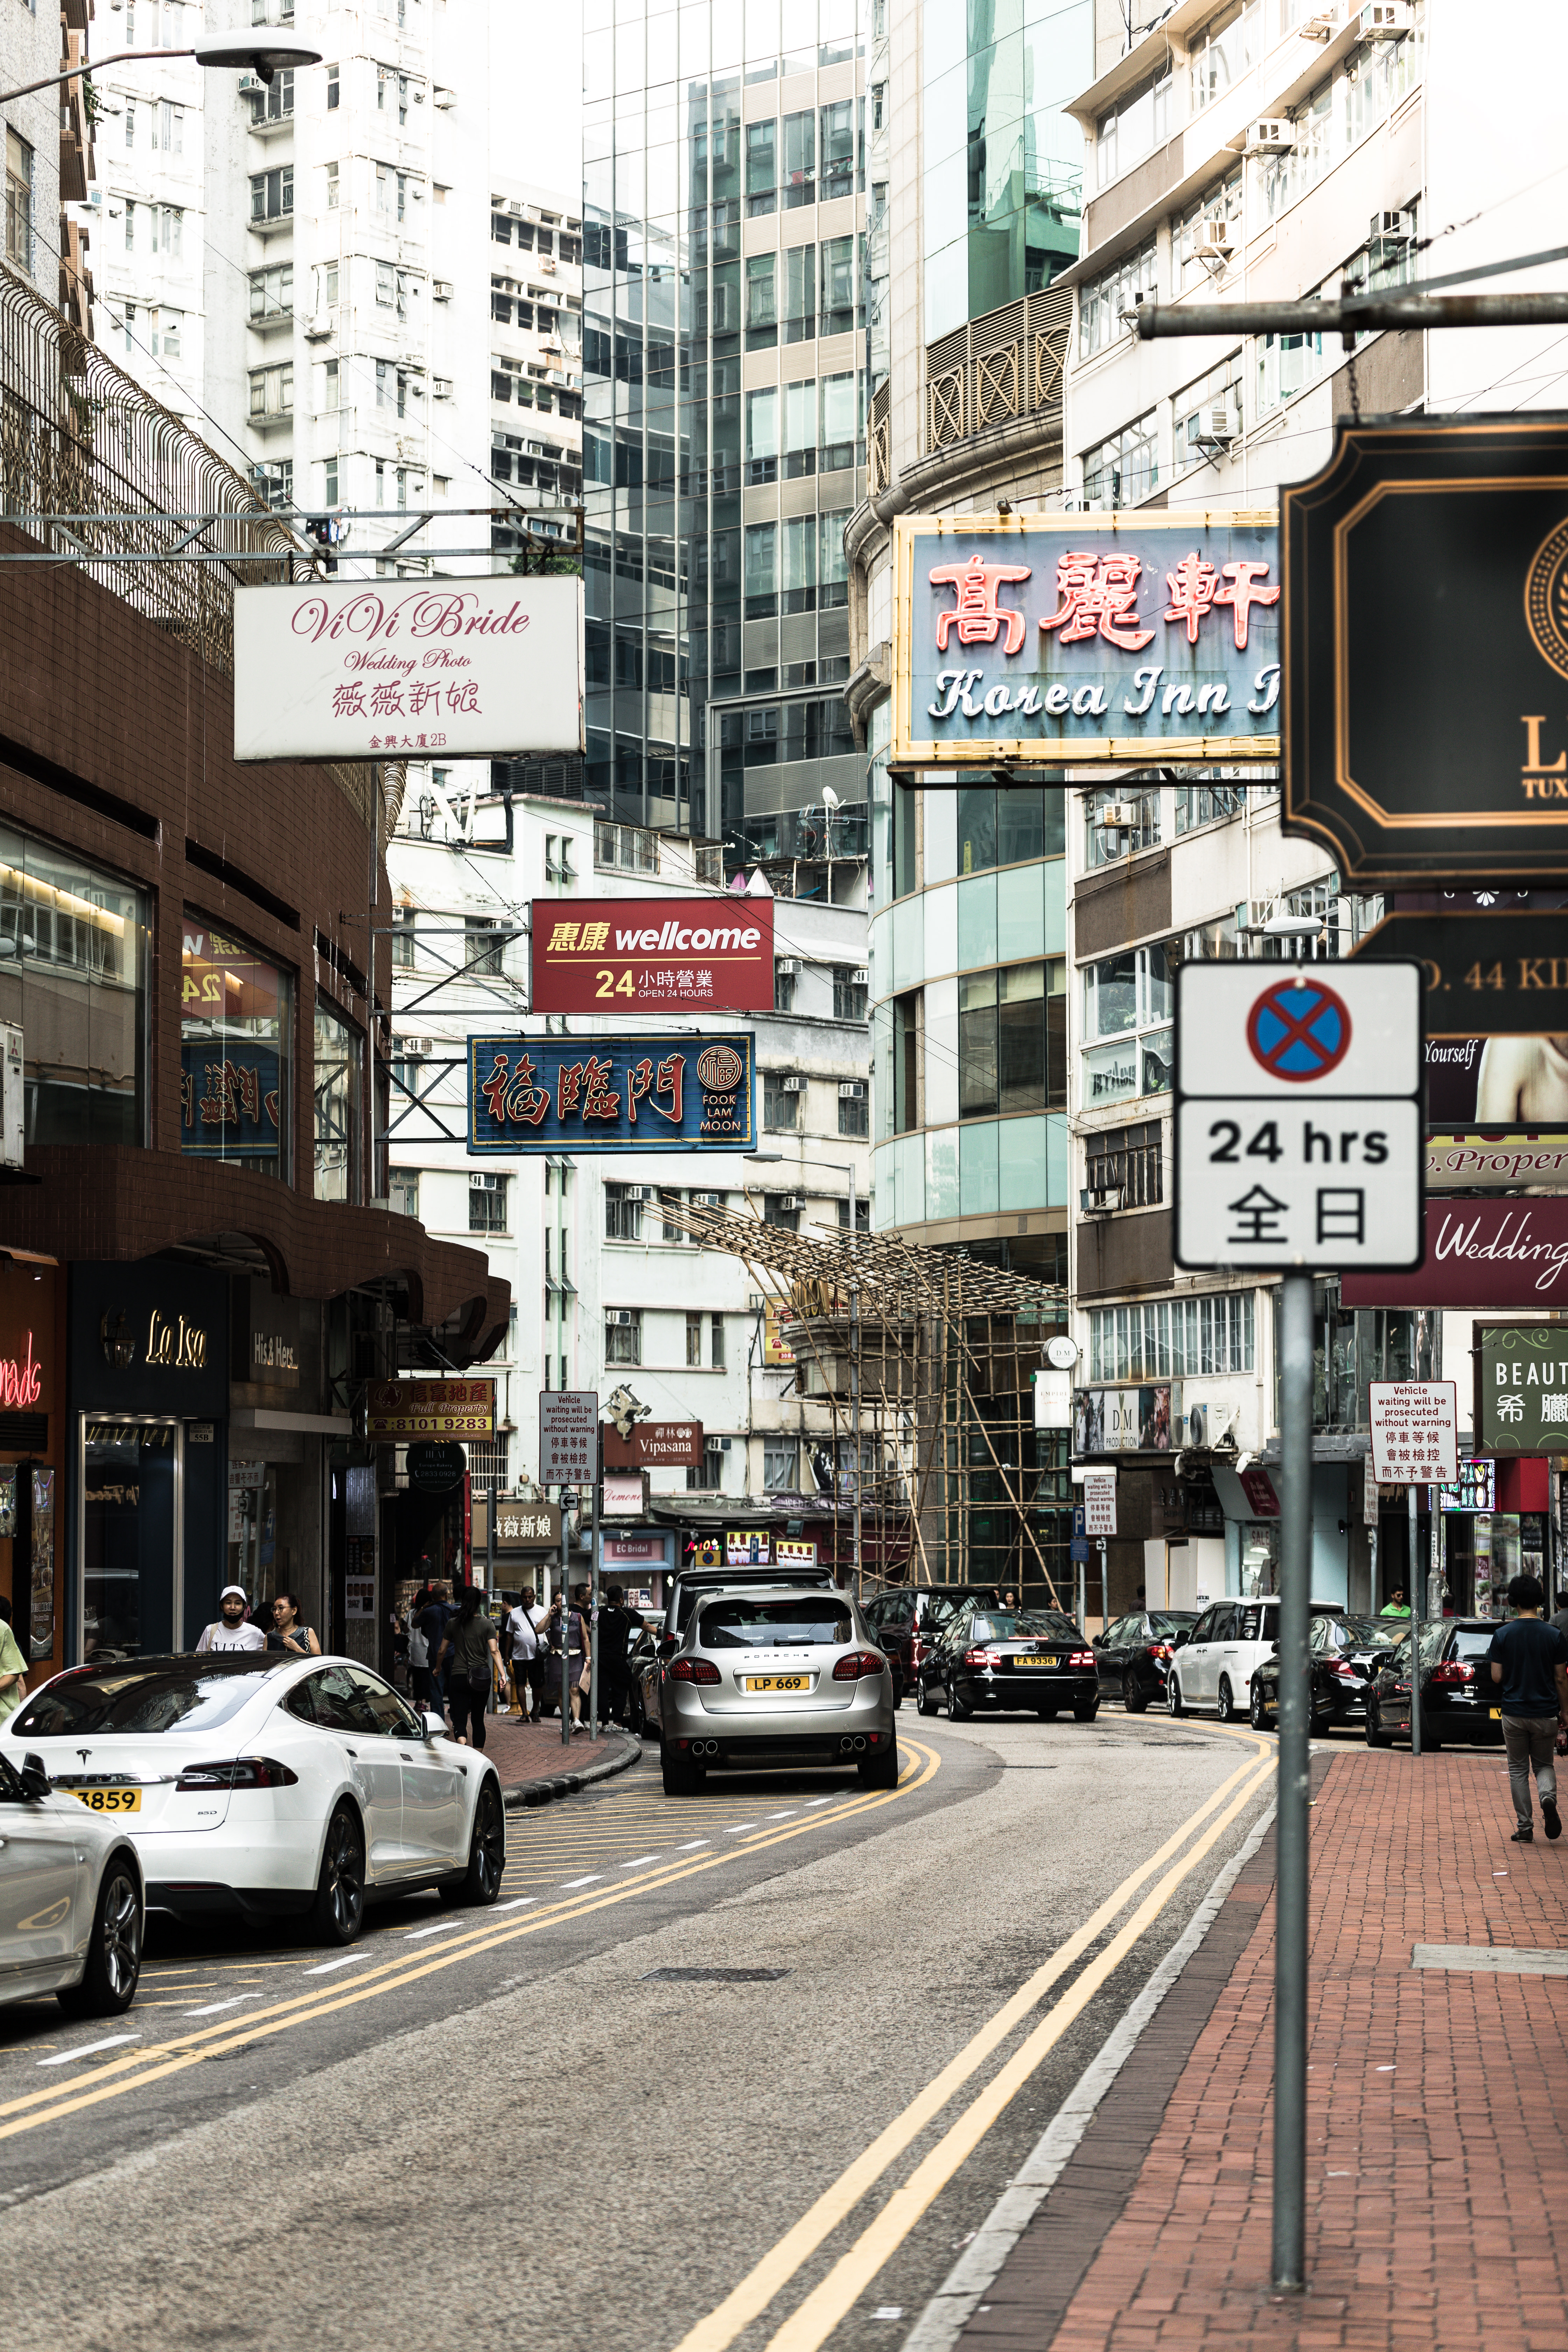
[1174,962,1424,1272]
[890,511,1281,769]
[232,576,583,762]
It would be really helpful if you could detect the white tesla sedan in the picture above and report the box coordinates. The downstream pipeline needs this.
[4,1651,505,1945]
[0,1746,144,2014]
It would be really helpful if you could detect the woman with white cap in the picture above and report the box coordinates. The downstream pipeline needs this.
[195,1586,267,1652]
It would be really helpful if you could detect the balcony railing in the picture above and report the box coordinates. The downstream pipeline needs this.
[924,284,1073,458]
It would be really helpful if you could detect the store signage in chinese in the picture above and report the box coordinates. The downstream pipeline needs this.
[232,576,583,761]
[775,1538,818,1566]
[725,1530,772,1565]
[366,1380,496,1441]
[1367,1382,1458,1486]
[602,1420,704,1469]
[1282,417,1568,881]
[1343,1198,1568,1308]
[488,1501,563,1550]
[468,1032,756,1154]
[1474,1323,1568,1456]
[529,899,775,1015]
[890,512,1280,769]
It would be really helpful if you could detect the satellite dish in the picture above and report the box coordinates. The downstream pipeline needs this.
[821,786,841,810]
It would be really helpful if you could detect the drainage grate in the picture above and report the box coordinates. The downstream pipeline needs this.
[643,1966,791,1983]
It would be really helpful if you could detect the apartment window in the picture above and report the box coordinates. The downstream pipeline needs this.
[1190,2,1258,111]
[819,510,850,608]
[314,1000,361,1204]
[249,363,293,420]
[746,386,778,483]
[820,373,859,471]
[122,302,136,351]
[783,515,816,615]
[744,522,777,620]
[820,99,858,200]
[763,1072,799,1131]
[1085,782,1162,867]
[388,1167,419,1220]
[783,378,816,477]
[125,101,135,149]
[249,167,293,223]
[154,206,184,258]
[376,164,392,216]
[375,360,407,416]
[686,1311,703,1368]
[1078,238,1156,362]
[390,908,417,968]
[1089,1292,1253,1383]
[248,74,290,126]
[376,261,396,306]
[124,201,135,253]
[833,966,868,1022]
[1176,172,1244,292]
[322,359,340,409]
[604,1182,643,1240]
[1082,943,1174,1110]
[821,235,857,336]
[711,1314,726,1370]
[463,916,503,975]
[687,1438,726,1492]
[658,1187,685,1244]
[1085,1120,1163,1208]
[744,251,777,348]
[784,243,815,343]
[958,959,1066,1118]
[251,459,292,509]
[763,1441,796,1492]
[605,1309,642,1367]
[326,161,339,209]
[157,99,185,151]
[247,264,293,322]
[1082,411,1158,509]
[836,1196,870,1231]
[1175,777,1247,833]
[1173,354,1245,472]
[838,1090,869,1138]
[773,960,797,1014]
[763,1194,799,1233]
[324,264,339,307]
[746,118,776,215]
[151,309,182,359]
[782,108,814,205]
[469,1172,509,1233]
[326,62,340,108]
[1095,64,1170,191]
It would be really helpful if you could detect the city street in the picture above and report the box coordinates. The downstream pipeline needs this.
[0,1714,1274,2352]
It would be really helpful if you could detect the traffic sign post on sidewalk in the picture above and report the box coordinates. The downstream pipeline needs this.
[1368,1382,1458,1758]
[1175,958,1423,2294]
[540,1392,599,1748]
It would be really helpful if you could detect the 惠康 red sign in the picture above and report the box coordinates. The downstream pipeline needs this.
[530,897,775,1014]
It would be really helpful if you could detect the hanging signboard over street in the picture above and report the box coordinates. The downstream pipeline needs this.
[233,576,583,762]
[1367,1381,1458,1486]
[1343,1197,1568,1308]
[890,511,1280,770]
[468,1032,756,1153]
[530,897,775,1014]
[1354,908,1568,1036]
[366,1379,495,1441]
[1174,962,1423,1271]
[1473,1323,1568,1457]
[1282,416,1568,881]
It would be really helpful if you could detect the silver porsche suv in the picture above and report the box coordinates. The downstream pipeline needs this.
[656,1584,898,1795]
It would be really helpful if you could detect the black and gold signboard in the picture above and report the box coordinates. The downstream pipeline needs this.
[1284,417,1568,880]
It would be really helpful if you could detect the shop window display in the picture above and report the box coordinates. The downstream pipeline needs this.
[181,918,293,1177]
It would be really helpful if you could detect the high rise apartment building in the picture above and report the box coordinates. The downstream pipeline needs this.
[582,0,869,853]
[488,177,583,556]
[92,6,205,429]
[4,0,92,334]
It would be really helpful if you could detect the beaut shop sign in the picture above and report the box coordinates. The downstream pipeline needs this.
[1343,1198,1568,1308]
[468,1033,755,1153]
[530,900,775,1016]
[1474,1321,1568,1455]
[891,512,1281,769]
[232,576,583,762]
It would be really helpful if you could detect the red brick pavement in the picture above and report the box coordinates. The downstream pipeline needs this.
[973,1745,1568,2352]
[476,1709,633,1796]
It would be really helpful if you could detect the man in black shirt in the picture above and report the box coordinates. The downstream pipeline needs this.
[597,1583,645,1731]
[1487,1574,1568,1842]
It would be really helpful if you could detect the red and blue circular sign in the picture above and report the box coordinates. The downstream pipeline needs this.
[1245,978,1352,1082]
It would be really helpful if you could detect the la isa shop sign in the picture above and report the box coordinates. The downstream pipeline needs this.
[890,511,1281,770]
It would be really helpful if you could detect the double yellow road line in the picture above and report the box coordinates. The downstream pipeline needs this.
[0,1742,941,2147]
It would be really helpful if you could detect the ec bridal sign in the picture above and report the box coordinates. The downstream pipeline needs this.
[232,576,583,762]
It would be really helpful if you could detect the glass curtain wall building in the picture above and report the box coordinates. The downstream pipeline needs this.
[583,0,868,853]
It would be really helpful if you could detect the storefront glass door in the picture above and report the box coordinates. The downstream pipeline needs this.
[81,1419,181,1659]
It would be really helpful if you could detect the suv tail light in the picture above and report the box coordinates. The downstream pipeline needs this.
[175,1757,299,1791]
[668,1657,721,1685]
[1429,1660,1474,1686]
[833,1650,887,1681]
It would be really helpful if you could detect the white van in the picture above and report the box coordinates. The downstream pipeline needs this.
[1165,1596,1344,1723]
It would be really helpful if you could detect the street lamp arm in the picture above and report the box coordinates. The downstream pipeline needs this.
[0,50,194,105]
[0,32,323,104]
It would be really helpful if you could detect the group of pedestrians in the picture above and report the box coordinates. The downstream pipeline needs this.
[499,1581,645,1733]
[195,1587,322,1656]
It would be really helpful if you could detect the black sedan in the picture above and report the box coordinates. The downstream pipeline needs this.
[864,1584,1000,1708]
[916,1607,1098,1722]
[1093,1611,1200,1712]
[1364,1618,1503,1751]
[1248,1611,1399,1735]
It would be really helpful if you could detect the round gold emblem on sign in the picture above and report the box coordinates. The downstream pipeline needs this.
[1525,516,1568,680]
[696,1044,744,1092]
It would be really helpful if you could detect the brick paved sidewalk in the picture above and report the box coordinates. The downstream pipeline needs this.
[966,1745,1568,2352]
[471,1708,641,1805]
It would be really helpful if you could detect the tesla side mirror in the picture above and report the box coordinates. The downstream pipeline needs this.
[420,1711,446,1740]
[20,1752,51,1800]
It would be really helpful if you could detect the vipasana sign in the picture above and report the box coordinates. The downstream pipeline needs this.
[1174,963,1424,1270]
[538,1391,599,1487]
[232,576,583,762]
[530,898,774,1015]
[1367,1381,1458,1487]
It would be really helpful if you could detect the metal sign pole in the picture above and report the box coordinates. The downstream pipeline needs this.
[1098,1536,1108,1637]
[1410,1484,1422,1759]
[559,1498,572,1750]
[589,1453,600,1743]
[1273,1269,1313,2293]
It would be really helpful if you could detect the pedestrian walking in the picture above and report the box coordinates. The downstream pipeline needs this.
[267,1592,322,1656]
[597,1583,644,1729]
[439,1588,504,1750]
[506,1587,544,1720]
[419,1580,454,1707]
[1550,1587,1568,1640]
[1486,1574,1568,1843]
[407,1602,434,1710]
[542,1589,592,1734]
[196,1586,268,1653]
[0,1596,27,1722]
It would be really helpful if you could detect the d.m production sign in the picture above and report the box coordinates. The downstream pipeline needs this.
[890,511,1281,768]
[468,1033,756,1152]
[531,897,775,1014]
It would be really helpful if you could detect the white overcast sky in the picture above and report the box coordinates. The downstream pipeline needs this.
[490,3,582,205]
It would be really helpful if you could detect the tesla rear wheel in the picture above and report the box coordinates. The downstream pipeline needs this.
[59,1861,142,2017]
[448,1778,505,1906]
[1216,1676,1237,1725]
[310,1803,366,1945]
[857,1741,899,1790]
[1122,1671,1149,1715]
[1166,1675,1186,1718]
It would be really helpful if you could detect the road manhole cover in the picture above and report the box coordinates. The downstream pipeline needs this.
[643,1967,790,1983]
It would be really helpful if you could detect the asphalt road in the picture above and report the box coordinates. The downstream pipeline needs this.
[0,1708,1281,2352]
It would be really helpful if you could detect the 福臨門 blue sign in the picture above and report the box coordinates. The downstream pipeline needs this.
[891,511,1281,769]
[468,1032,756,1153]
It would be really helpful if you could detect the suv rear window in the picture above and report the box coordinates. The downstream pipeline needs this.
[1453,1628,1496,1661]
[14,1656,287,1737]
[699,1597,854,1648]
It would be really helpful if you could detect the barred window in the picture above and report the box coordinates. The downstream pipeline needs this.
[1088,1294,1254,1382]
[1085,1121,1162,1207]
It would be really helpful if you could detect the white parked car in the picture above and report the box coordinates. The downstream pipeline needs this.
[0,1745,144,2013]
[4,1652,505,1945]
[1164,1596,1343,1724]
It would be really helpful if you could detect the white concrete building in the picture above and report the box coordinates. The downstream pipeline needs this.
[91,9,206,428]
[487,177,582,547]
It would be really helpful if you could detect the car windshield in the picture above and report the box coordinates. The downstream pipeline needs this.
[971,1611,1078,1641]
[1149,1612,1198,1636]
[13,1655,287,1737]
[699,1597,854,1648]
[1341,1616,1393,1645]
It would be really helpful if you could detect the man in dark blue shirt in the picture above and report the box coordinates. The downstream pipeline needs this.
[1487,1575,1568,1842]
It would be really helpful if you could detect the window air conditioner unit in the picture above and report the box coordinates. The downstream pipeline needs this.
[838,1082,866,1100]
[780,1075,804,1092]
[1191,217,1233,264]
[1056,492,1087,513]
[541,258,558,275]
[1370,209,1414,243]
[303,316,333,341]
[718,1437,732,1452]
[1079,1185,1124,1215]
[1096,801,1138,830]
[432,86,456,107]
[693,1191,723,1207]
[775,957,802,977]
[778,1195,804,1212]
[1196,394,1242,448]
[1299,4,1340,37]
[606,1310,634,1327]
[400,1035,435,1058]
[432,279,454,300]
[622,1185,651,1202]
[851,967,869,985]
[1359,1,1412,34]
[1246,119,1295,154]
[432,377,454,399]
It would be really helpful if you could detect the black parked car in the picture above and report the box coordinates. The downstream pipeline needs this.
[1248,1611,1401,1736]
[1364,1618,1504,1751]
[1093,1611,1200,1712]
[864,1584,1000,1709]
[916,1605,1098,1722]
